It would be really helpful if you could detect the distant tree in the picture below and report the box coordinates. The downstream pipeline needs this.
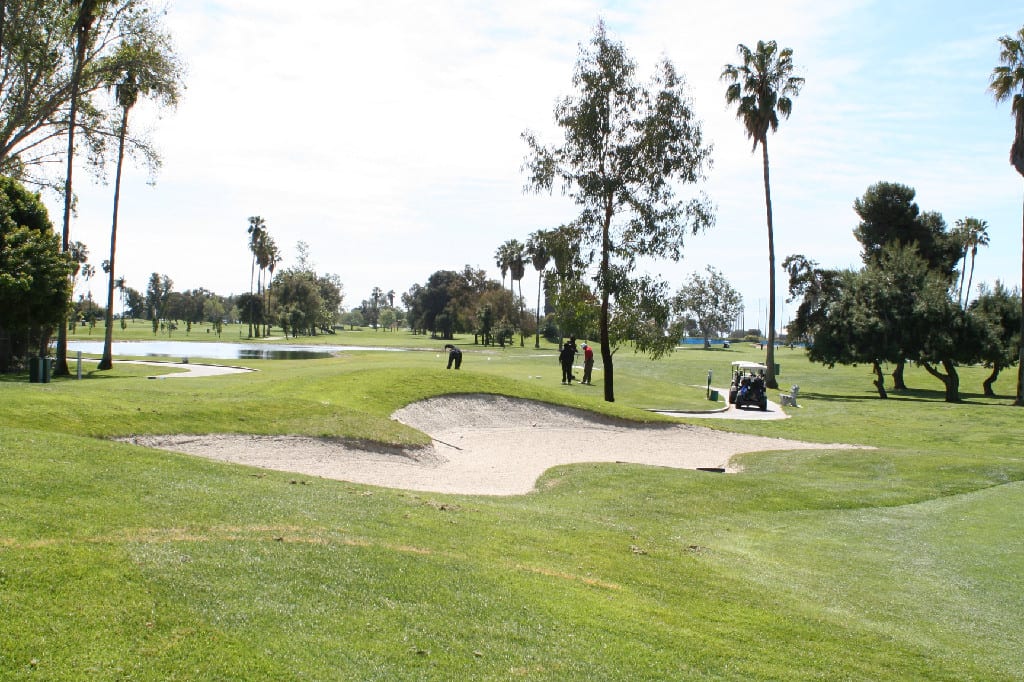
[674,266,744,348]
[341,309,364,330]
[144,272,172,333]
[524,21,714,401]
[953,217,990,308]
[257,232,280,336]
[526,229,551,348]
[378,307,397,332]
[721,39,804,390]
[246,216,265,338]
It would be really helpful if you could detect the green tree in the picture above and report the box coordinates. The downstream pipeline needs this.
[98,38,182,370]
[721,39,804,390]
[970,281,1022,396]
[0,176,72,370]
[523,21,713,401]
[144,271,172,334]
[272,269,321,336]
[851,181,960,389]
[674,266,744,348]
[989,25,1024,405]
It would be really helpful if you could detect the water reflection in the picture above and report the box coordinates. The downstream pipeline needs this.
[66,340,403,360]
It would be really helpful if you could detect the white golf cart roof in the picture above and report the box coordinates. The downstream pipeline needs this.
[731,361,767,371]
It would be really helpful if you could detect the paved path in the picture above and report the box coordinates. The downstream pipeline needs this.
[652,386,792,420]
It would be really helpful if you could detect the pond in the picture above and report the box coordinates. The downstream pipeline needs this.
[66,340,406,361]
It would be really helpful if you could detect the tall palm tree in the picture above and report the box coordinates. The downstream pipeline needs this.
[989,25,1024,406]
[98,41,182,370]
[55,0,100,375]
[526,230,551,348]
[247,216,266,338]
[721,40,804,390]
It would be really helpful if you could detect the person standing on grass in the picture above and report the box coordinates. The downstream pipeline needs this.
[581,343,594,384]
[560,336,578,384]
[444,344,462,369]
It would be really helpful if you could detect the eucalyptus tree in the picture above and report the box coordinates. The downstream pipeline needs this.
[674,266,744,348]
[525,229,551,348]
[98,38,182,370]
[721,39,804,390]
[988,26,1024,405]
[523,21,714,402]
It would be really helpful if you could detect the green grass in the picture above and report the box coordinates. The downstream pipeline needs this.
[1,332,1023,680]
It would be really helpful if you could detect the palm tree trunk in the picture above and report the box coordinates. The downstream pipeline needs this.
[1017,193,1024,406]
[964,248,977,308]
[248,256,255,338]
[534,270,542,349]
[761,139,778,390]
[98,107,129,370]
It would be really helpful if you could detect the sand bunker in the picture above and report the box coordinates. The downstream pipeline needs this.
[125,394,867,496]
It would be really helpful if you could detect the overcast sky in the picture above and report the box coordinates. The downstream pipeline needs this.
[59,0,1023,333]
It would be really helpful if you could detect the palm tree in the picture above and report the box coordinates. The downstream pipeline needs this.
[954,217,989,309]
[494,242,513,289]
[989,25,1024,406]
[247,216,266,338]
[99,41,182,370]
[526,230,551,348]
[258,233,280,336]
[721,40,804,390]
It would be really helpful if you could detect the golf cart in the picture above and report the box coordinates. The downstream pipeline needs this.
[728,361,768,411]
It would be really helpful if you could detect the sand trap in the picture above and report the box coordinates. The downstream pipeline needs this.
[124,394,868,496]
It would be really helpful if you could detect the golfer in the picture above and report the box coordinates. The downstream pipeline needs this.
[444,344,462,369]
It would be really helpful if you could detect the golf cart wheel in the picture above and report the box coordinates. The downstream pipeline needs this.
[759,399,768,411]
[728,389,737,404]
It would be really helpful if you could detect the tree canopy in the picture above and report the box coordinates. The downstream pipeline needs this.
[674,266,743,348]
[0,176,72,370]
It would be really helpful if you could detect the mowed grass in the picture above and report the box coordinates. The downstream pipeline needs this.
[1,331,1023,680]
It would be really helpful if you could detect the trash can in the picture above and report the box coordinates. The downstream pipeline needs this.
[709,389,719,402]
[29,357,52,383]
[774,363,780,376]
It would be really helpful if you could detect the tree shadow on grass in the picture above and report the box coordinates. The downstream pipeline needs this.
[800,386,1006,406]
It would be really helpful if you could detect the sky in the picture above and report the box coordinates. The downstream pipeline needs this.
[58,0,1024,334]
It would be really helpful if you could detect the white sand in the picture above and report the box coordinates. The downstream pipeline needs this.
[124,394,868,496]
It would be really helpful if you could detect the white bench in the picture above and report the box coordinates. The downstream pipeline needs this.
[780,384,800,407]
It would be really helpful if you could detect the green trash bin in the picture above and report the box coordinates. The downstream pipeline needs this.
[774,363,780,376]
[29,356,51,383]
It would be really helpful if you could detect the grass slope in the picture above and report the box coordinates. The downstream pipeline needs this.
[1,333,1022,680]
